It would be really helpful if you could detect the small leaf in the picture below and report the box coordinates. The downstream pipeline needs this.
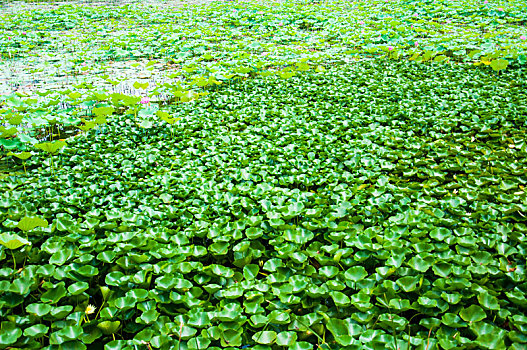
[330,291,351,307]
[139,120,154,129]
[478,292,500,310]
[408,255,432,272]
[253,331,277,345]
[97,321,121,335]
[40,282,67,303]
[276,331,297,346]
[344,266,368,282]
[396,276,420,292]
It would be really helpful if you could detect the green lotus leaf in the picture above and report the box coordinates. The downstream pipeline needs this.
[243,264,259,280]
[97,321,121,335]
[253,331,277,345]
[476,333,506,349]
[441,292,463,305]
[263,258,283,272]
[283,228,313,245]
[23,324,49,338]
[49,249,73,266]
[113,296,136,309]
[209,264,234,278]
[246,227,264,239]
[0,126,17,139]
[396,276,420,292]
[471,251,492,266]
[139,120,154,129]
[187,336,211,350]
[407,255,432,272]
[220,329,242,347]
[432,263,452,278]
[56,216,76,232]
[2,7,527,349]
[268,310,291,324]
[249,314,269,329]
[276,331,297,347]
[459,305,486,323]
[26,303,52,317]
[388,298,411,311]
[9,277,32,295]
[477,292,500,310]
[187,311,210,328]
[319,266,339,278]
[209,242,229,255]
[57,325,83,340]
[76,265,99,277]
[326,318,356,346]
[344,266,368,282]
[97,251,116,263]
[40,282,67,304]
[203,284,222,294]
[50,305,74,318]
[127,289,149,301]
[441,313,467,328]
[330,291,351,307]
[104,340,127,350]
[155,276,177,290]
[0,323,22,345]
[291,341,314,350]
[378,313,408,331]
[139,309,160,324]
[418,296,438,308]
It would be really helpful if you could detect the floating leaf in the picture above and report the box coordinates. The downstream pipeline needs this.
[24,324,49,338]
[97,321,121,335]
[276,331,297,347]
[459,305,486,323]
[345,266,368,282]
[253,331,277,345]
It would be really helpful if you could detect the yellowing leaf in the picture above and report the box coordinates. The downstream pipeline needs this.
[7,151,32,160]
[17,217,48,231]
[93,106,115,117]
[34,141,67,154]
[0,233,30,249]
[490,58,509,72]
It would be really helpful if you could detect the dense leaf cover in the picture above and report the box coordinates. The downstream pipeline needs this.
[1,0,527,349]
[2,59,527,349]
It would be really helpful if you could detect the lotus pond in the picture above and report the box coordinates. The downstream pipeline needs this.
[1,0,527,349]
